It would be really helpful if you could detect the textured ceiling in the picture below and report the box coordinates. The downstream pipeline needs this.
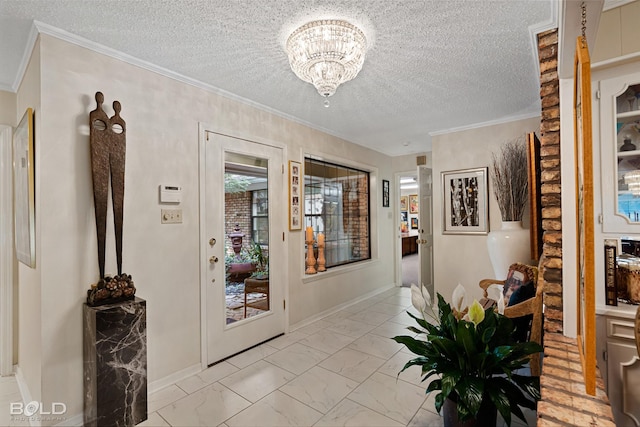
[0,0,555,156]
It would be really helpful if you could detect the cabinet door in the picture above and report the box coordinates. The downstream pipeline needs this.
[608,341,640,426]
[600,72,640,233]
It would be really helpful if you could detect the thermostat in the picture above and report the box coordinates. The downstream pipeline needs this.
[159,184,181,203]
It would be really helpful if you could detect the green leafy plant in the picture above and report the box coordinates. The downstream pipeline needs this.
[248,241,268,279]
[393,284,542,426]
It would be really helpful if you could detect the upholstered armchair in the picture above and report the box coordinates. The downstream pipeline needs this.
[479,263,544,376]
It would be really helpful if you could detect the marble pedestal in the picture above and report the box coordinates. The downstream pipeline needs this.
[84,297,147,427]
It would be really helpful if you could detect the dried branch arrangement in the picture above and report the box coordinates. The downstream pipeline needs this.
[491,138,529,221]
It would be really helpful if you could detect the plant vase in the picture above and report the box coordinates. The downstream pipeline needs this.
[443,397,497,427]
[486,220,531,279]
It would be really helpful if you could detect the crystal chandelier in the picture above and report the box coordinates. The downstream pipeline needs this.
[286,20,368,106]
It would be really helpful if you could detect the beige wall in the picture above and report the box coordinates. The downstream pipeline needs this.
[15,38,43,404]
[21,34,396,419]
[592,1,640,63]
[431,117,539,302]
[0,90,16,126]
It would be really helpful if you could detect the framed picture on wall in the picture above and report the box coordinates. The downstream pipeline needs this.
[411,217,418,229]
[13,107,36,267]
[288,160,302,230]
[409,194,419,214]
[574,35,596,396]
[400,196,408,211]
[441,167,488,235]
[382,179,390,207]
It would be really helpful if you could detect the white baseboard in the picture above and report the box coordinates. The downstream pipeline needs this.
[290,283,395,331]
[148,363,201,394]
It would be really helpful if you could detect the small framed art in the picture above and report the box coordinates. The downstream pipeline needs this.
[289,160,302,230]
[382,179,390,207]
[13,107,36,267]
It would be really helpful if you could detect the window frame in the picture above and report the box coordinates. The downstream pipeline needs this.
[303,156,371,269]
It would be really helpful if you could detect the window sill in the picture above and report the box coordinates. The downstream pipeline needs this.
[301,259,378,284]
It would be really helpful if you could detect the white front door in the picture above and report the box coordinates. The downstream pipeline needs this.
[203,131,285,364]
[418,166,434,299]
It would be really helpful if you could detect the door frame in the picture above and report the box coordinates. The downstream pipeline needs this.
[198,122,289,368]
[394,170,416,289]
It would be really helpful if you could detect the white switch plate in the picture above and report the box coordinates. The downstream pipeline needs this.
[161,209,182,224]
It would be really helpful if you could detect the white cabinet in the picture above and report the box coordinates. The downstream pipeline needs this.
[599,71,640,233]
[596,305,640,426]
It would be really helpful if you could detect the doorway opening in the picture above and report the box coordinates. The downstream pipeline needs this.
[399,173,419,287]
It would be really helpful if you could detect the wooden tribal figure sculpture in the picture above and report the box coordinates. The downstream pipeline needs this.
[90,92,126,279]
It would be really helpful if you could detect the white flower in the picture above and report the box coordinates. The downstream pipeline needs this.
[451,283,467,312]
[497,292,505,315]
[464,300,485,326]
[411,283,426,314]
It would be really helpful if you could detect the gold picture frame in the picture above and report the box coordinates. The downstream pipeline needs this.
[13,108,35,268]
[288,160,302,230]
[574,36,596,396]
[400,195,408,211]
[409,194,419,214]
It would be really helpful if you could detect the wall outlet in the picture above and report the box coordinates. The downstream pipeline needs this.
[161,209,182,224]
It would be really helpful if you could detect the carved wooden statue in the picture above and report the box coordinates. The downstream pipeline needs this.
[90,92,126,279]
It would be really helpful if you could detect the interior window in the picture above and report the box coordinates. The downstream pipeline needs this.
[304,158,370,268]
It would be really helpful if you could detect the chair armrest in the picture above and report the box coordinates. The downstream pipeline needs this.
[479,279,505,297]
[503,297,535,318]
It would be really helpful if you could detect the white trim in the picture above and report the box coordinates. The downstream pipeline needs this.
[429,112,541,137]
[290,284,394,331]
[148,362,201,394]
[528,0,560,82]
[198,123,208,371]
[14,366,39,427]
[0,125,14,376]
[10,23,40,93]
[603,0,637,11]
[592,51,640,71]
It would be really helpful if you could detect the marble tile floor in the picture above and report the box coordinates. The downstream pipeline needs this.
[0,286,536,427]
[143,286,537,427]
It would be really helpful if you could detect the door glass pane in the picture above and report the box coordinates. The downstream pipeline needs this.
[616,84,640,221]
[224,152,270,323]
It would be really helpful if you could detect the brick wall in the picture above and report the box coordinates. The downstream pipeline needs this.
[535,29,614,425]
[225,192,252,254]
[538,29,563,335]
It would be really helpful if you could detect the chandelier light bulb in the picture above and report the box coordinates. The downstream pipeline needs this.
[286,19,368,99]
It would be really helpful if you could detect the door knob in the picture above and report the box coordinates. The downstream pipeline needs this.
[209,238,217,246]
[209,256,219,264]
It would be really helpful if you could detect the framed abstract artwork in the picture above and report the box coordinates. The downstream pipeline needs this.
[441,167,489,235]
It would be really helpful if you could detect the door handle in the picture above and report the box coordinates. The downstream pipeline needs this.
[209,256,219,264]
[209,238,217,246]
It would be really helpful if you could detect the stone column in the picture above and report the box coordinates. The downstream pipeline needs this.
[84,297,147,427]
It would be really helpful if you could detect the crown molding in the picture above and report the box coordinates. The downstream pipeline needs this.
[10,22,40,93]
[429,112,540,137]
[17,21,356,150]
[603,0,636,11]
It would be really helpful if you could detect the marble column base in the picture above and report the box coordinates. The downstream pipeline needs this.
[84,297,147,427]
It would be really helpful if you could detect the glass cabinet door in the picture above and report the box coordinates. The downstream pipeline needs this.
[601,72,640,232]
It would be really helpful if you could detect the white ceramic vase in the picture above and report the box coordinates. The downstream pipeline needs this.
[486,221,531,280]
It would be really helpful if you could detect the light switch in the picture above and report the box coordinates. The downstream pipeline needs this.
[161,209,182,224]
